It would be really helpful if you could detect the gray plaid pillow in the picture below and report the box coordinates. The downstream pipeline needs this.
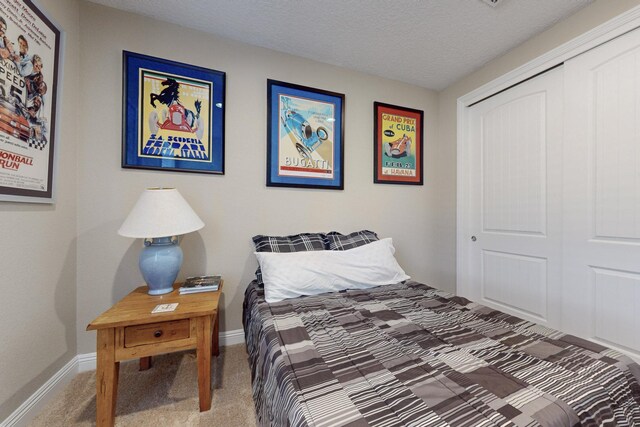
[324,230,379,250]
[252,233,326,286]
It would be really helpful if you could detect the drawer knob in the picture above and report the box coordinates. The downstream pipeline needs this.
[154,330,163,338]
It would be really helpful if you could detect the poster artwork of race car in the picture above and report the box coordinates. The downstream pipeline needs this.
[278,95,334,179]
[374,102,423,185]
[140,72,211,162]
[0,16,52,151]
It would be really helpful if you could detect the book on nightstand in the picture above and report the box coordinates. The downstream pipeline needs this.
[179,275,221,294]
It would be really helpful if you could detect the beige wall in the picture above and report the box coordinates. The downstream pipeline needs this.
[4,0,640,420]
[435,0,640,295]
[75,2,441,354]
[0,0,80,420]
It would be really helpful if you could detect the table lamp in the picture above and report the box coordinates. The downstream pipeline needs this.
[118,187,204,295]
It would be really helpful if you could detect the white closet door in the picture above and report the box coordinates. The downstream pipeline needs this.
[466,67,563,328]
[563,29,640,357]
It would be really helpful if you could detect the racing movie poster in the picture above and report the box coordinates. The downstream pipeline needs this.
[0,0,59,202]
[122,51,225,174]
[267,79,344,190]
[374,102,423,185]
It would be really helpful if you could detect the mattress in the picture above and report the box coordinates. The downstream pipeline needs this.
[243,280,640,426]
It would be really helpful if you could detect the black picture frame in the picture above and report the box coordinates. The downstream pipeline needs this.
[122,51,225,174]
[267,79,345,190]
[373,102,424,185]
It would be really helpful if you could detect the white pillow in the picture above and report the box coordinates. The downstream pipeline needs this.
[255,238,410,303]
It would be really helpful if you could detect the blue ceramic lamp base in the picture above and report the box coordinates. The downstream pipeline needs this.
[139,237,183,295]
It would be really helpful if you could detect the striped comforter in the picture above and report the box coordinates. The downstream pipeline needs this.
[243,280,640,426]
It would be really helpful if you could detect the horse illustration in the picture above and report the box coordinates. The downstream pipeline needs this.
[149,78,180,108]
[148,78,204,140]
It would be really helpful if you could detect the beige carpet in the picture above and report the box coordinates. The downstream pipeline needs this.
[30,344,257,426]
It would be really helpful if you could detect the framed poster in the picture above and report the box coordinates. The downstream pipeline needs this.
[267,79,344,190]
[373,102,423,185]
[0,0,60,203]
[122,51,225,174]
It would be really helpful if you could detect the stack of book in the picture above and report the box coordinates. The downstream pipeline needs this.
[179,275,221,295]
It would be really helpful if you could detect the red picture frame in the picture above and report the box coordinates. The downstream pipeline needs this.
[373,102,423,185]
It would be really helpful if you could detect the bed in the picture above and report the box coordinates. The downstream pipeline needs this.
[243,232,640,426]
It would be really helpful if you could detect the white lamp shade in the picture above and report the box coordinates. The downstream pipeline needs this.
[118,188,204,238]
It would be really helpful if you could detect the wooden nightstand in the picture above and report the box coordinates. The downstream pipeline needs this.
[86,281,222,427]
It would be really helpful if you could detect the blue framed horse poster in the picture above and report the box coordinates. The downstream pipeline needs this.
[122,51,225,174]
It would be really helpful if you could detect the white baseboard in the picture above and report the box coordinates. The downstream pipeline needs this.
[1,329,245,427]
[219,328,245,347]
[0,357,78,427]
[76,352,97,374]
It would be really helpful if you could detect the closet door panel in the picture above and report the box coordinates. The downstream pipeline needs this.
[564,28,640,357]
[481,93,547,236]
[593,50,640,240]
[592,268,640,352]
[466,67,563,328]
[482,251,548,321]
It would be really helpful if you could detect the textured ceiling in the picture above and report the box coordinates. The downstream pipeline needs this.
[88,0,593,90]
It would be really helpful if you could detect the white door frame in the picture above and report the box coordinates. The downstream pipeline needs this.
[456,5,640,298]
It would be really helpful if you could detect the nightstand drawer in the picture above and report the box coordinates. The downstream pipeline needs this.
[124,319,190,347]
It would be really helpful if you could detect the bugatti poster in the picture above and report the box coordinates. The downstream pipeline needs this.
[122,51,225,174]
[278,95,334,179]
[0,0,60,202]
[267,79,344,190]
[374,102,423,185]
